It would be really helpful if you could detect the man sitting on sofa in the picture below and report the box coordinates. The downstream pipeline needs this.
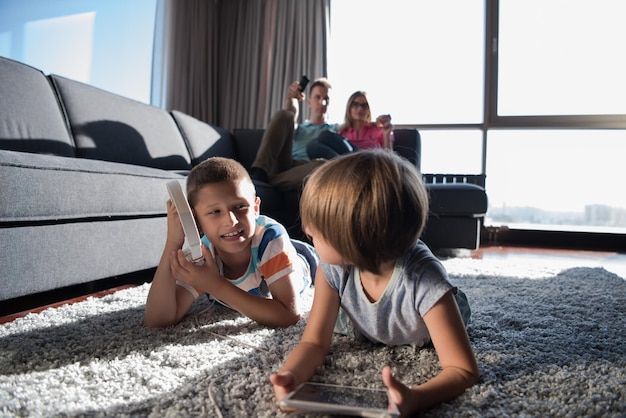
[250,77,340,191]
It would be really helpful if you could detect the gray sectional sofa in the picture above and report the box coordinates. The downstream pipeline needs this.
[0,56,487,313]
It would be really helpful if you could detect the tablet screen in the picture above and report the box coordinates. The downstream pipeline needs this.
[281,382,399,417]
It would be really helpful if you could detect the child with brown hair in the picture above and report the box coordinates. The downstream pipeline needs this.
[144,157,314,328]
[270,149,478,415]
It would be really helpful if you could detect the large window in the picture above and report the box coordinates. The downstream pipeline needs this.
[489,0,626,234]
[329,0,626,237]
[327,0,485,125]
[497,0,626,117]
[0,0,157,104]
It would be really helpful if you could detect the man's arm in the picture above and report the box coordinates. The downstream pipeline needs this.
[283,80,304,122]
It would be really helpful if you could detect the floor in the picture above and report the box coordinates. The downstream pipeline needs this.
[470,245,626,279]
[0,284,137,325]
[1,245,624,325]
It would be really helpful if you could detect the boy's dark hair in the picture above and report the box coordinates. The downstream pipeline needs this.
[300,149,428,275]
[186,157,254,208]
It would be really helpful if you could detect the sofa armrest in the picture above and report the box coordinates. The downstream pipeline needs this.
[392,129,421,170]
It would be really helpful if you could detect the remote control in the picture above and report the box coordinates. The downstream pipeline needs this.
[166,180,205,266]
[298,75,309,92]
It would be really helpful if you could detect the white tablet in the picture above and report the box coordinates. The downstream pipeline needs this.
[166,180,205,265]
[280,382,400,418]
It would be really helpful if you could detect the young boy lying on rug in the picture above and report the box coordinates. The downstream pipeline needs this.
[144,157,314,328]
[270,150,479,415]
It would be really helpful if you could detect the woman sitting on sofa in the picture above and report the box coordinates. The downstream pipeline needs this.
[339,90,393,149]
[306,91,393,160]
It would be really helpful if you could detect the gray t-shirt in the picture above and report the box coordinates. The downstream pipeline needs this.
[321,240,454,346]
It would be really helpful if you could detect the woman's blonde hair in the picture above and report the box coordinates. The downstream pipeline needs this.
[300,149,428,274]
[341,91,371,131]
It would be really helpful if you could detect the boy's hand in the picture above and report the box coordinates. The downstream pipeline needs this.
[270,371,298,408]
[170,244,221,292]
[165,199,185,248]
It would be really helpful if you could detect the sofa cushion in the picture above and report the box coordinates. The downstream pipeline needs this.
[170,110,237,165]
[50,75,193,171]
[0,57,74,157]
[0,149,183,223]
[427,183,488,216]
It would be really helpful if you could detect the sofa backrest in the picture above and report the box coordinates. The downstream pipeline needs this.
[171,110,237,166]
[0,56,75,157]
[231,129,265,170]
[50,74,193,171]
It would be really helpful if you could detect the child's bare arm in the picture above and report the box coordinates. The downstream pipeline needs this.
[144,200,196,328]
[169,247,302,328]
[271,271,339,404]
[384,291,479,414]
[212,273,301,327]
[143,248,196,327]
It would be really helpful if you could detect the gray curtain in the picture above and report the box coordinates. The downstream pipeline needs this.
[153,0,329,131]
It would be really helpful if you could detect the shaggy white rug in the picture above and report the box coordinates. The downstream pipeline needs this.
[1,258,625,417]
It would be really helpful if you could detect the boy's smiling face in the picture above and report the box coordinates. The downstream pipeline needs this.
[192,179,260,256]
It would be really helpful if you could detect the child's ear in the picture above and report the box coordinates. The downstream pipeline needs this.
[254,196,261,217]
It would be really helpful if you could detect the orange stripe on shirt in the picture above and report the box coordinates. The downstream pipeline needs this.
[260,252,292,280]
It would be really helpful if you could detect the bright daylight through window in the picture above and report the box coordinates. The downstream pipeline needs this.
[498,0,626,116]
[492,0,626,233]
[329,0,626,234]
[0,0,156,104]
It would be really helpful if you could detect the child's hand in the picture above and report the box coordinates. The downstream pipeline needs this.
[382,365,415,416]
[165,199,185,248]
[170,244,221,292]
[270,371,297,409]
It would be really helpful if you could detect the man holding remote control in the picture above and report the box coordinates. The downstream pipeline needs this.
[250,77,341,191]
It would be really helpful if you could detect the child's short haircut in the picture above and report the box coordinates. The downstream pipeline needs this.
[300,149,429,274]
[186,157,255,207]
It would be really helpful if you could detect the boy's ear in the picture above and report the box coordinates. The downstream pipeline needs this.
[254,196,261,217]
